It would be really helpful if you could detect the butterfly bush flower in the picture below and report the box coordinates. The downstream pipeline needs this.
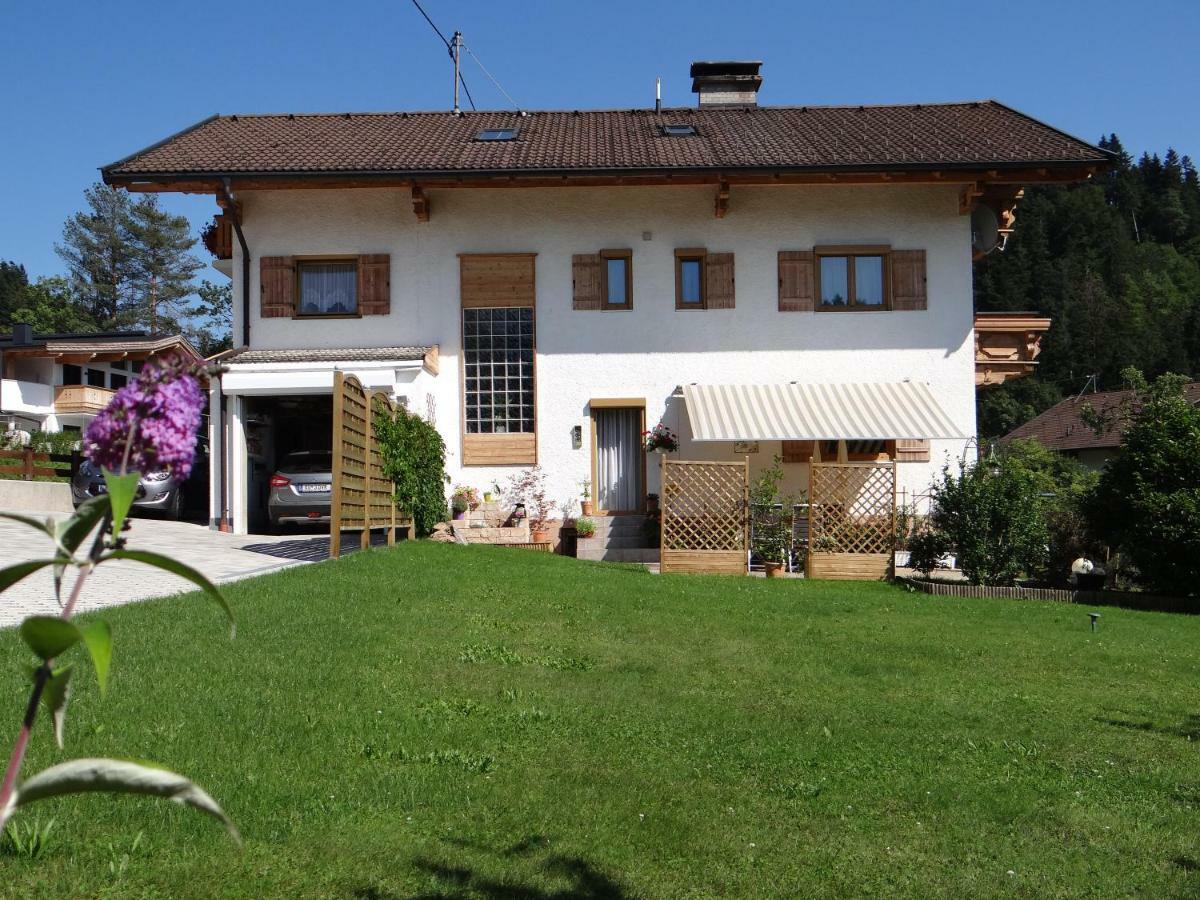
[83,355,204,480]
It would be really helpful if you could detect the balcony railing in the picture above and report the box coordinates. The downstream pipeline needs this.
[54,384,115,415]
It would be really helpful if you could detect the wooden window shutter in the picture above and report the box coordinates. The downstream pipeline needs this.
[891,249,927,310]
[778,251,815,312]
[895,439,931,462]
[572,254,602,310]
[358,254,391,316]
[705,253,735,309]
[781,440,814,463]
[260,256,295,318]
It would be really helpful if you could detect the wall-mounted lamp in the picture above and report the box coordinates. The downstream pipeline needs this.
[571,425,583,449]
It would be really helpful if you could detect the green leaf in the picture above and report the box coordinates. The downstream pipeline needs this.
[55,496,110,557]
[19,617,81,661]
[0,559,57,594]
[5,758,240,843]
[103,550,234,636]
[39,666,74,749]
[101,469,141,535]
[0,512,54,538]
[77,620,112,696]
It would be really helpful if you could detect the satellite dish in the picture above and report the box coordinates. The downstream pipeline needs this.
[971,204,1001,255]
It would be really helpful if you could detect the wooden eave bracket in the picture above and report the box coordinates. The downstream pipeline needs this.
[714,180,730,219]
[412,185,430,223]
[423,345,440,375]
[959,182,983,214]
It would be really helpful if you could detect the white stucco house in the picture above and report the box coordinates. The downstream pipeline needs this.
[101,60,1106,540]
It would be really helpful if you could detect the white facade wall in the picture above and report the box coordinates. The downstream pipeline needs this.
[228,183,976,515]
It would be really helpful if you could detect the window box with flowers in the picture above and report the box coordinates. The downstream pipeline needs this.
[643,423,679,454]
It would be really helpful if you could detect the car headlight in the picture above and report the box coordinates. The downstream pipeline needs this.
[144,471,171,483]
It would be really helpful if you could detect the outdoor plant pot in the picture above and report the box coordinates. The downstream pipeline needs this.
[453,510,466,521]
[531,528,551,543]
[581,500,594,516]
[483,492,494,502]
[764,561,785,578]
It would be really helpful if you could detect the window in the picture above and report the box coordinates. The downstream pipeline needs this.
[819,439,893,461]
[297,261,357,316]
[476,127,518,141]
[131,361,144,373]
[110,360,127,371]
[661,123,697,137]
[675,250,706,309]
[463,307,535,435]
[61,364,82,386]
[86,368,105,387]
[110,373,128,389]
[816,248,889,310]
[600,250,632,309]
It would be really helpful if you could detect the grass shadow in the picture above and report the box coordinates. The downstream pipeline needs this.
[1098,714,1200,741]
[350,834,635,900]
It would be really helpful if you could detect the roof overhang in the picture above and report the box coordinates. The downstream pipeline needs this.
[682,382,965,442]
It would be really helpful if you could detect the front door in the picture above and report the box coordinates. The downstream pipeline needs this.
[593,406,644,514]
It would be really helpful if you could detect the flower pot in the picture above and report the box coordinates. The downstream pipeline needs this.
[531,528,551,543]
[581,500,594,516]
[483,492,494,502]
[453,510,466,521]
[764,561,785,578]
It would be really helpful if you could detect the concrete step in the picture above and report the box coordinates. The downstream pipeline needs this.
[577,545,660,563]
[578,535,648,550]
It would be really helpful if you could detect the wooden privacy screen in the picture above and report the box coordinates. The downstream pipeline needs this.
[659,456,749,575]
[807,462,896,581]
[330,371,412,558]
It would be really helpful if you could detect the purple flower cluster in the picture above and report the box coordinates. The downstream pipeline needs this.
[83,355,205,481]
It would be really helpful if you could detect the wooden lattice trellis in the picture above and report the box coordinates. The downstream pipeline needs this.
[808,461,896,580]
[330,371,411,558]
[660,457,748,575]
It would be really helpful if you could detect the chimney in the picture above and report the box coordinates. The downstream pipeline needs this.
[12,323,33,345]
[690,60,763,107]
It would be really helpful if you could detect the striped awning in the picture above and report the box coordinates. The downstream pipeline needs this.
[682,382,964,442]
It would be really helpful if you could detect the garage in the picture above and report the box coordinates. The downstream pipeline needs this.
[242,394,332,533]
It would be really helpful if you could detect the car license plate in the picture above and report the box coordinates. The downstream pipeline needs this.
[298,483,329,494]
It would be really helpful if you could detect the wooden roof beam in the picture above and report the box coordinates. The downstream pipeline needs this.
[411,184,430,223]
[714,179,730,218]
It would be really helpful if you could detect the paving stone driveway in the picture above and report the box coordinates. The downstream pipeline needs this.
[0,512,323,628]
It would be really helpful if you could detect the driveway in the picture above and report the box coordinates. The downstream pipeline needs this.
[0,513,336,628]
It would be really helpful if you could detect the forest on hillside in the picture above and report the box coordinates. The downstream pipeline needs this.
[975,135,1200,437]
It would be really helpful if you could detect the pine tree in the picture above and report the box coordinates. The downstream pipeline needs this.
[56,184,138,327]
[127,195,202,334]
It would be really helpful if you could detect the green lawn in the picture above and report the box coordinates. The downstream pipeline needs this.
[2,543,1199,898]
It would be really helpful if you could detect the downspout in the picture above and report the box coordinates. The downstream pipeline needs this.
[220,178,251,348]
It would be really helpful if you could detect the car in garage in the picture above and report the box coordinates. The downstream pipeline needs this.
[267,451,333,529]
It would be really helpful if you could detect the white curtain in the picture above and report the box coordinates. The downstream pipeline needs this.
[597,408,642,511]
[299,263,357,315]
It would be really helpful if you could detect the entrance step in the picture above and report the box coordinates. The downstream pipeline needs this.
[577,545,660,564]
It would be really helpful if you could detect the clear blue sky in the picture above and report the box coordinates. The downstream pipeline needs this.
[3,0,1197,280]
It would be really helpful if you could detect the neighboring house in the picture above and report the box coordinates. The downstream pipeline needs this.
[1000,382,1200,470]
[100,60,1107,535]
[0,323,202,435]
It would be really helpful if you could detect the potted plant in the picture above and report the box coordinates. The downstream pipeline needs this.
[749,455,792,577]
[483,480,500,503]
[452,484,480,518]
[575,517,596,539]
[504,466,554,543]
[643,422,680,454]
[451,495,468,521]
[646,492,660,513]
[580,479,594,516]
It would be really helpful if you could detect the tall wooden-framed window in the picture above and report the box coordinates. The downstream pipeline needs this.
[296,258,359,317]
[600,249,633,309]
[815,246,890,311]
[459,253,537,466]
[675,249,706,309]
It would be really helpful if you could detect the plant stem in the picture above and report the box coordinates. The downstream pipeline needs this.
[0,512,112,822]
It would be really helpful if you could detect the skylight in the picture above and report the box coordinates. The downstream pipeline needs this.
[476,127,518,141]
[662,123,697,137]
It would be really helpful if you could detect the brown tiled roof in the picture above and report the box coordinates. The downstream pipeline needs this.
[220,346,431,364]
[1000,383,1200,451]
[104,102,1108,180]
[1,333,201,363]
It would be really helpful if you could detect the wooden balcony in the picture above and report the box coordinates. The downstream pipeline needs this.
[54,384,115,415]
[202,214,233,260]
[975,312,1051,388]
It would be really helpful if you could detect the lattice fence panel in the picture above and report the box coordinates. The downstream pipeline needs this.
[809,462,896,555]
[661,459,748,553]
[366,392,397,528]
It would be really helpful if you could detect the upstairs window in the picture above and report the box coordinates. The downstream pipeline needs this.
[662,123,697,137]
[816,247,889,310]
[675,250,706,308]
[476,127,518,141]
[601,250,632,309]
[297,261,357,316]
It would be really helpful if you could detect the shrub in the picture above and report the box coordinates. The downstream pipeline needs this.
[503,466,553,533]
[376,406,449,536]
[921,455,1048,586]
[1088,372,1200,596]
[907,528,952,577]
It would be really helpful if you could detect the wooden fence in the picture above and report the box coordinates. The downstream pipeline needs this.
[807,461,896,580]
[659,456,748,575]
[0,448,78,481]
[330,371,411,558]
